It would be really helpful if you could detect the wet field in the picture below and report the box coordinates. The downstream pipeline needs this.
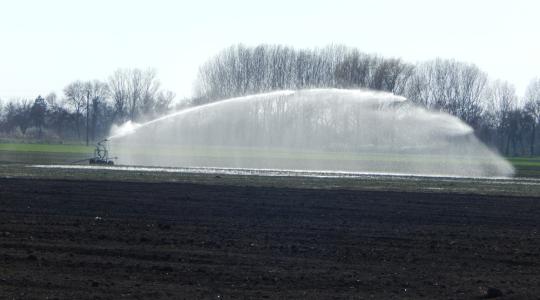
[19,163,540,197]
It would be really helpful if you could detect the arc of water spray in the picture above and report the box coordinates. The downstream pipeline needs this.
[106,88,514,178]
[107,90,296,140]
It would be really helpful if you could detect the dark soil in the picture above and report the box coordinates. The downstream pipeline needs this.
[0,178,539,299]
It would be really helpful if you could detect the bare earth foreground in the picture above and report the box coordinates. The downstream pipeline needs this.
[1,177,540,299]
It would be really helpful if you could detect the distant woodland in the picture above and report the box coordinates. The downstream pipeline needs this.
[1,44,539,156]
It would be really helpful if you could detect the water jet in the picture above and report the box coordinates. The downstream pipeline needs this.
[108,89,514,178]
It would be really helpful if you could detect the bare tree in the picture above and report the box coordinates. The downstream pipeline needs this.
[487,80,520,154]
[127,69,143,121]
[404,59,487,127]
[139,69,161,118]
[524,78,540,155]
[196,44,412,102]
[84,80,109,143]
[6,99,33,135]
[488,80,517,125]
[108,68,160,122]
[0,98,3,129]
[154,90,175,116]
[0,98,5,132]
[64,81,87,140]
[335,50,376,89]
[30,95,47,139]
[48,101,70,140]
[108,69,129,122]
[2,102,16,133]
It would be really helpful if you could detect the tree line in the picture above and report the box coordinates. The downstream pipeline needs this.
[0,68,176,144]
[0,44,539,156]
[194,44,540,156]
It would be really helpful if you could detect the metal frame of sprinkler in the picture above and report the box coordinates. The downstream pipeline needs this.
[71,139,116,165]
[89,139,116,165]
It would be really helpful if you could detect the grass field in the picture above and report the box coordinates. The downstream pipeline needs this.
[1,142,540,178]
[1,142,540,198]
[0,143,92,165]
[506,156,540,177]
[0,142,92,153]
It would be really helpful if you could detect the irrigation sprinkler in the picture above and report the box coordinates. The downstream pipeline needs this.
[70,139,116,165]
[89,139,116,165]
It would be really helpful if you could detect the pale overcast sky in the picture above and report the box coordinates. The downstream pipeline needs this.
[0,0,538,101]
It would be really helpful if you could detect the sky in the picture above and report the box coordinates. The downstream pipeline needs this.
[0,0,538,102]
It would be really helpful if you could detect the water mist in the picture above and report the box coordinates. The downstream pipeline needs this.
[108,89,514,178]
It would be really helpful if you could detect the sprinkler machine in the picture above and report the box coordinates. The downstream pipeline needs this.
[90,139,116,165]
[71,139,116,165]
